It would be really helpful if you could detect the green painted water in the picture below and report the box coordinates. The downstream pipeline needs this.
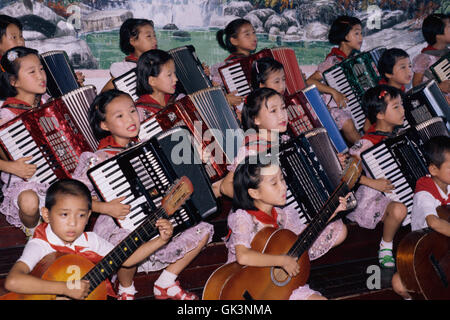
[82,29,334,70]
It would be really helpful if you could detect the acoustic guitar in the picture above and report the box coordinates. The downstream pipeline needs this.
[203,158,362,300]
[396,205,450,300]
[0,176,193,300]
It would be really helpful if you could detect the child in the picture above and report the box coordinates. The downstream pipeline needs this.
[251,56,286,94]
[101,18,157,92]
[412,13,450,95]
[210,18,257,108]
[307,15,362,144]
[0,15,24,60]
[348,84,408,268]
[0,46,48,237]
[72,89,214,300]
[378,48,413,93]
[225,153,349,300]
[392,135,450,299]
[4,179,173,300]
[135,49,177,119]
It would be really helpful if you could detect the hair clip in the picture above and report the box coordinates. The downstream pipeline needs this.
[7,50,18,63]
[255,61,260,74]
[378,90,388,99]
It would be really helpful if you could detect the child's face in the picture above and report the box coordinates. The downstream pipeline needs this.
[130,24,157,56]
[149,59,178,95]
[12,54,47,96]
[231,23,257,54]
[387,57,413,87]
[100,94,140,145]
[377,94,405,127]
[437,18,450,44]
[254,94,288,133]
[250,165,287,208]
[260,68,286,95]
[41,194,91,245]
[0,24,24,55]
[430,151,450,186]
[344,24,363,51]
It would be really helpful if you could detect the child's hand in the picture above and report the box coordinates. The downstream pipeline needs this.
[75,71,85,86]
[63,279,90,300]
[280,255,300,277]
[438,80,450,94]
[226,92,244,107]
[337,152,349,168]
[8,156,37,180]
[372,178,394,193]
[155,218,173,242]
[202,63,211,77]
[106,196,131,220]
[328,193,352,222]
[331,89,348,108]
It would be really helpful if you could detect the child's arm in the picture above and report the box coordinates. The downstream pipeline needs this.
[412,72,424,87]
[5,261,90,300]
[220,171,234,198]
[0,157,37,180]
[306,71,348,108]
[235,244,299,277]
[426,215,450,237]
[359,175,395,193]
[122,218,173,267]
[92,197,131,220]
[101,78,116,93]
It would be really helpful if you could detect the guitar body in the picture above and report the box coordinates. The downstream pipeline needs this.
[0,252,107,300]
[204,227,310,300]
[397,206,450,300]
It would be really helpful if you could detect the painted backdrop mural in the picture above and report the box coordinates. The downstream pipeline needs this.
[0,0,448,72]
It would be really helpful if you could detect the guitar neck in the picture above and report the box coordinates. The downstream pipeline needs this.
[288,182,349,259]
[82,208,166,294]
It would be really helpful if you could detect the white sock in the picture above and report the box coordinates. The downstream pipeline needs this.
[154,270,180,296]
[118,282,137,295]
[379,239,393,250]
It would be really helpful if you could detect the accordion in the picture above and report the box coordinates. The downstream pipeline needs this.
[218,47,306,97]
[360,129,432,226]
[403,80,450,128]
[0,90,96,185]
[168,45,213,94]
[139,87,243,182]
[113,68,138,101]
[278,131,347,224]
[87,126,217,233]
[41,50,80,98]
[323,47,385,131]
[429,52,450,82]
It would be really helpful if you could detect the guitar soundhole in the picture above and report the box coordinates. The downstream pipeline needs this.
[271,267,291,287]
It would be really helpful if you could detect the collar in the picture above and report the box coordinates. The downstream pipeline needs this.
[378,78,406,92]
[34,222,90,249]
[97,135,138,154]
[2,97,37,115]
[246,207,279,229]
[362,123,398,145]
[137,93,171,106]
[326,47,349,61]
[125,53,138,62]
[415,175,450,205]
[421,45,438,53]
[225,52,248,62]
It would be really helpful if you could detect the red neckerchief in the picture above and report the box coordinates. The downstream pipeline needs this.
[378,78,406,92]
[225,53,248,62]
[361,123,393,145]
[2,97,34,115]
[33,223,117,298]
[415,176,450,206]
[243,133,272,153]
[124,53,138,62]
[326,47,348,62]
[421,45,438,53]
[136,93,171,115]
[246,207,279,229]
[97,135,137,155]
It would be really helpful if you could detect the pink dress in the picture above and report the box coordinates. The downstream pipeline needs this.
[316,55,354,130]
[71,137,214,273]
[225,206,344,299]
[0,102,49,231]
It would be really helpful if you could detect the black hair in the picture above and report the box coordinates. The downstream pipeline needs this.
[0,15,23,42]
[88,89,133,140]
[119,18,154,55]
[251,57,284,90]
[423,135,450,168]
[422,14,450,45]
[0,46,40,99]
[328,15,362,45]
[362,84,403,124]
[377,48,410,80]
[45,179,92,211]
[136,49,173,96]
[216,18,253,53]
[232,153,278,211]
[241,87,284,131]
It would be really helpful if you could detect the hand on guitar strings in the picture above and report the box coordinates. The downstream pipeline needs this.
[155,218,174,242]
